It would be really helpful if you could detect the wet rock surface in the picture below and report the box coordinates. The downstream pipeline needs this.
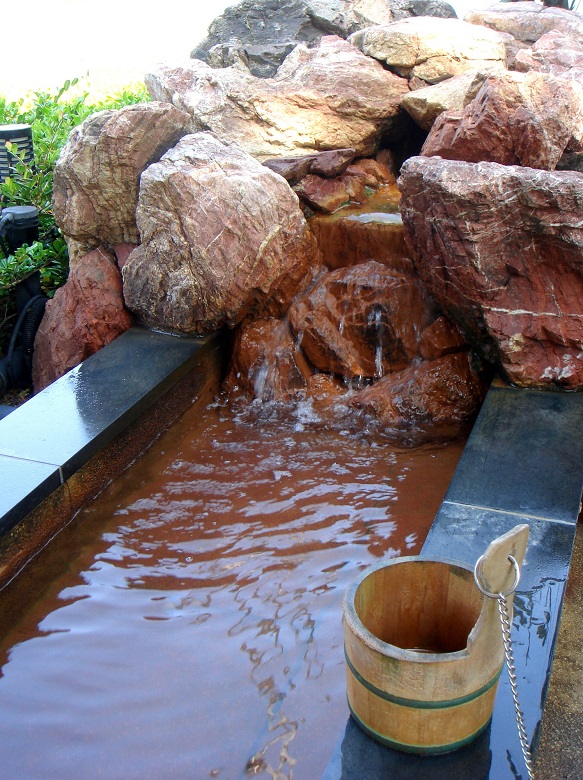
[32,248,132,392]
[122,133,319,334]
[399,155,583,388]
[350,351,486,441]
[287,261,437,379]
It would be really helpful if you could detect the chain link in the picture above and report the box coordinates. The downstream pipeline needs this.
[474,554,535,780]
[497,592,535,780]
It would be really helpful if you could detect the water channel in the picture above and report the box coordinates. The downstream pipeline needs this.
[0,397,464,779]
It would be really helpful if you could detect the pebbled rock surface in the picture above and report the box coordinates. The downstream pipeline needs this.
[122,132,320,334]
[146,36,409,161]
[421,70,583,170]
[52,103,192,262]
[398,155,583,388]
[349,17,511,85]
[287,260,437,379]
[32,248,132,391]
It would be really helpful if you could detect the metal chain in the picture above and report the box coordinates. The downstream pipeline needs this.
[497,592,535,780]
[474,554,535,780]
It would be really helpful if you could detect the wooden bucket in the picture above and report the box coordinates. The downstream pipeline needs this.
[343,525,529,754]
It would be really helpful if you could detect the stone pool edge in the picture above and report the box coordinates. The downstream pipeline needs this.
[0,327,227,588]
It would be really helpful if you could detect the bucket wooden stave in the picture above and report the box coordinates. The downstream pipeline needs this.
[343,556,505,754]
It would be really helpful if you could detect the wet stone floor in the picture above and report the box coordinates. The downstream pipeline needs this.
[0,398,464,779]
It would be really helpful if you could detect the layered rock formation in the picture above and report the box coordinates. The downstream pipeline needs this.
[52,102,192,263]
[399,156,583,388]
[122,133,319,333]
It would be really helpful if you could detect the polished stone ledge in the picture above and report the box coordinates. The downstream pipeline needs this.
[0,327,221,537]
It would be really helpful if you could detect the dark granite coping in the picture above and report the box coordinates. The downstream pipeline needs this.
[0,327,220,537]
[324,383,583,779]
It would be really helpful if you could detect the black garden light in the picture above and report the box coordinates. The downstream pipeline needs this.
[0,124,34,183]
[0,204,47,402]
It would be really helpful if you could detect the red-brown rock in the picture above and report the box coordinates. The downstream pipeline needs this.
[421,71,583,170]
[308,211,413,274]
[309,148,356,178]
[287,261,436,379]
[418,316,467,360]
[351,351,486,441]
[294,174,350,213]
[225,318,312,402]
[398,155,583,388]
[32,248,133,391]
[262,155,316,183]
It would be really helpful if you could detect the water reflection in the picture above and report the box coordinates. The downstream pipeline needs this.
[0,400,464,779]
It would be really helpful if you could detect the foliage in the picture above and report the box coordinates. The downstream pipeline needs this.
[0,78,149,352]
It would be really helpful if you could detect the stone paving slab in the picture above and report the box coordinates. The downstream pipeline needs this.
[323,383,583,779]
[0,454,61,535]
[443,384,583,524]
[0,328,219,535]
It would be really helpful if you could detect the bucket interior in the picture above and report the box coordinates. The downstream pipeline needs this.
[353,560,483,654]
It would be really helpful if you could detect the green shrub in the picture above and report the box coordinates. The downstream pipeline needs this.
[0,78,149,353]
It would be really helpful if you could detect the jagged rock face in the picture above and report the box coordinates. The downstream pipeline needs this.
[421,71,583,170]
[146,37,409,161]
[349,17,511,85]
[122,133,320,334]
[398,156,583,388]
[465,4,583,45]
[287,260,437,379]
[351,351,486,441]
[32,248,132,392]
[52,103,192,262]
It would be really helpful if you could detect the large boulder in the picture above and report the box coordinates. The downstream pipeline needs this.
[32,248,132,391]
[465,4,583,45]
[146,36,409,161]
[122,132,320,334]
[287,260,437,379]
[52,103,192,263]
[421,71,583,170]
[349,17,511,85]
[398,156,583,388]
[351,351,486,441]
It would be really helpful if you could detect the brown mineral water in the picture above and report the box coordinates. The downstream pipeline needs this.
[0,397,464,779]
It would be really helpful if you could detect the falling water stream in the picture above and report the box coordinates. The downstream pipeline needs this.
[0,397,464,779]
